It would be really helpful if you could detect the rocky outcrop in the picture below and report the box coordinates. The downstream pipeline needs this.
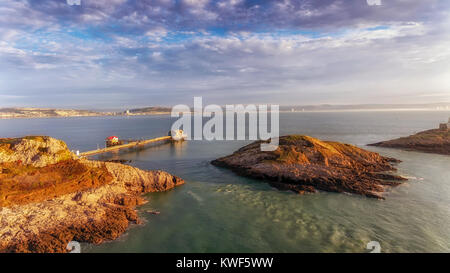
[0,136,184,253]
[0,136,75,167]
[0,160,113,207]
[212,135,406,199]
[369,129,450,155]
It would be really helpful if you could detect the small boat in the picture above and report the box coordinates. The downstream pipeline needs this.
[169,129,188,141]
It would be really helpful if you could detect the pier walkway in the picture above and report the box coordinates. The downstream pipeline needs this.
[80,136,172,157]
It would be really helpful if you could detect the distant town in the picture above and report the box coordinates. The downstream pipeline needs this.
[0,107,172,119]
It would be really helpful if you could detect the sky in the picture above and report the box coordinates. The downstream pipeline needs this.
[0,0,449,109]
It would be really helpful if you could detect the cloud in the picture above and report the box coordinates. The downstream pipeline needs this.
[1,0,445,32]
[0,0,449,107]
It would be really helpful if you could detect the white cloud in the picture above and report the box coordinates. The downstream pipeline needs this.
[0,0,449,107]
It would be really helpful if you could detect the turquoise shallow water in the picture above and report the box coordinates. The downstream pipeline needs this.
[0,111,449,253]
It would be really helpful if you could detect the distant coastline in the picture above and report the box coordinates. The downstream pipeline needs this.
[279,103,450,113]
[279,108,450,113]
[0,107,172,119]
[1,103,450,119]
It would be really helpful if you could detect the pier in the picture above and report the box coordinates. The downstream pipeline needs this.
[79,136,172,157]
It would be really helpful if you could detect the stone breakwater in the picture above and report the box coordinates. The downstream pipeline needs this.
[0,136,184,253]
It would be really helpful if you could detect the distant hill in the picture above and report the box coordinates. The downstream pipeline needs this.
[0,108,103,118]
[128,107,172,114]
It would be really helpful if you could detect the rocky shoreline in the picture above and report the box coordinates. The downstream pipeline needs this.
[369,128,450,155]
[212,135,406,199]
[0,136,184,253]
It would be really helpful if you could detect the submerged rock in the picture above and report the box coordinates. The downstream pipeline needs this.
[212,135,406,199]
[369,129,450,155]
[0,136,184,253]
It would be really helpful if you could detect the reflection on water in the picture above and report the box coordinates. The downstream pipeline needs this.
[0,112,449,253]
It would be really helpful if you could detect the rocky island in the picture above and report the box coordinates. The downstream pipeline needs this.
[369,120,450,155]
[212,135,406,199]
[0,136,184,253]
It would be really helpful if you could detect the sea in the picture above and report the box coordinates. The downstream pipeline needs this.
[0,111,449,253]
